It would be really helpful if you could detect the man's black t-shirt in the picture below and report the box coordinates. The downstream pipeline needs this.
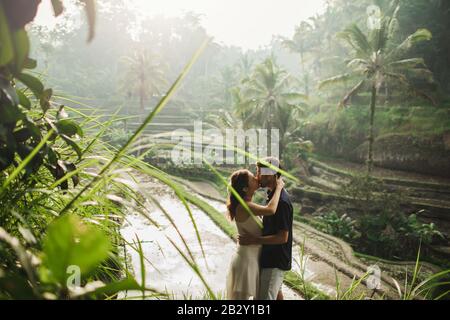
[260,188,294,271]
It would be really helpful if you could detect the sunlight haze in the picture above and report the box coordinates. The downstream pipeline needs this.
[35,0,327,50]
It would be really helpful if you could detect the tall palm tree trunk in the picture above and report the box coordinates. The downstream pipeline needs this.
[279,138,284,161]
[300,50,309,96]
[267,122,272,158]
[139,64,146,121]
[367,84,377,174]
[138,81,145,157]
[139,93,144,115]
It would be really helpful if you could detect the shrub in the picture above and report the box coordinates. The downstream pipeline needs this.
[336,174,444,260]
[103,126,134,149]
[318,211,360,244]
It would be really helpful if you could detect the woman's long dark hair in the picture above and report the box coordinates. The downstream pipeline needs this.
[226,170,250,221]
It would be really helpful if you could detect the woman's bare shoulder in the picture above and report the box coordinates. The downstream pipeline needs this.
[235,203,251,223]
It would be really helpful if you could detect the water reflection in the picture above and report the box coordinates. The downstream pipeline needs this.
[121,182,235,299]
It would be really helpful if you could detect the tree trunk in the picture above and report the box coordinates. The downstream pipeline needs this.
[300,50,309,96]
[279,138,284,162]
[138,83,145,157]
[139,86,144,119]
[367,84,377,174]
[304,74,309,96]
[268,122,272,158]
[384,82,390,106]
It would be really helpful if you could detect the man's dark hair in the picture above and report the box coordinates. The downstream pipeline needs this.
[256,157,282,178]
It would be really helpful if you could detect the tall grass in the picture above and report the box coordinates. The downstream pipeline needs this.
[0,38,218,300]
[284,238,331,300]
[391,246,450,300]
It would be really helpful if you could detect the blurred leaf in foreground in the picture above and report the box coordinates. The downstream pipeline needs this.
[40,214,112,286]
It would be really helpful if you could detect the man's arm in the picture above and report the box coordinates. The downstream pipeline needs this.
[239,230,289,246]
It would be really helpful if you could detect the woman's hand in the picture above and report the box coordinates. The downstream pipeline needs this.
[276,177,285,189]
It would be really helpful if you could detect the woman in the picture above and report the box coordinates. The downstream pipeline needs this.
[225,169,284,300]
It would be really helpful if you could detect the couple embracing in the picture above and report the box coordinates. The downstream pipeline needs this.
[226,157,294,300]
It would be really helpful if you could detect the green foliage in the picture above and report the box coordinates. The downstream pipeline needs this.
[394,0,450,93]
[0,0,96,189]
[400,214,444,246]
[39,214,112,285]
[319,5,434,173]
[318,211,360,244]
[119,48,168,115]
[338,174,444,260]
[0,219,143,299]
[392,246,450,300]
[303,104,450,165]
[234,57,308,158]
[284,271,330,300]
[103,126,133,149]
[0,2,216,301]
[282,21,315,95]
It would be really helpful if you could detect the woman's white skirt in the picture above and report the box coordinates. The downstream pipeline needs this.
[226,245,262,300]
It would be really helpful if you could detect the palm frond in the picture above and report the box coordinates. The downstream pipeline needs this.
[403,68,435,83]
[388,58,426,69]
[337,24,372,58]
[273,73,294,92]
[234,99,257,116]
[387,29,432,61]
[280,92,308,104]
[318,73,361,90]
[370,18,389,52]
[347,58,370,70]
[340,79,366,108]
[387,6,400,42]
[384,71,409,86]
[385,72,436,105]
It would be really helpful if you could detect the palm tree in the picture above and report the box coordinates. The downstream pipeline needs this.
[205,108,244,134]
[217,66,238,107]
[236,58,307,159]
[282,21,313,95]
[120,48,168,120]
[319,6,434,174]
[236,52,254,82]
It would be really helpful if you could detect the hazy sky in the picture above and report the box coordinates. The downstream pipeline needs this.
[35,0,327,50]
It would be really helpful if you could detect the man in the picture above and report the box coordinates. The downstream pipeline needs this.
[239,157,294,300]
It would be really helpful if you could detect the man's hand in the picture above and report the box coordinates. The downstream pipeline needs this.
[238,234,260,246]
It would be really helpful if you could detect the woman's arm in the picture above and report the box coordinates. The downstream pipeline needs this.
[239,230,289,246]
[243,178,285,217]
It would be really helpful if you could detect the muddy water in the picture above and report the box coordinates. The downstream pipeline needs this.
[120,179,302,300]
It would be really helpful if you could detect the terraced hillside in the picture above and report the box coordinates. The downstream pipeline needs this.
[293,157,450,263]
